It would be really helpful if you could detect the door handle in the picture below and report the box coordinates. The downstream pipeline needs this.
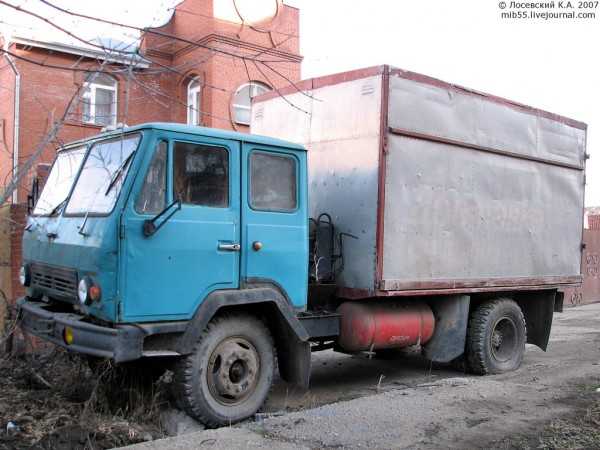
[218,242,241,252]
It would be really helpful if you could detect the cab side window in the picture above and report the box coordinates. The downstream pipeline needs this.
[173,142,229,207]
[250,152,297,211]
[135,141,167,214]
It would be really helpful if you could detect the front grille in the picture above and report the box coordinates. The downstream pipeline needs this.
[30,262,78,299]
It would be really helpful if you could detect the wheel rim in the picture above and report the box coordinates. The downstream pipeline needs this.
[489,317,518,362]
[206,336,260,406]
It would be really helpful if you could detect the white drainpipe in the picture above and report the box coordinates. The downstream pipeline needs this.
[3,40,20,204]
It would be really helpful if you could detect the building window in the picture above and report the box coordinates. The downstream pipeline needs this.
[187,77,202,125]
[232,81,270,126]
[82,73,117,126]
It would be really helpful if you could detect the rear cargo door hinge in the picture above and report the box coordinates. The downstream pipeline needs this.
[119,223,126,239]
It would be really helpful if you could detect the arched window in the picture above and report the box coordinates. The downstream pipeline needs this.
[82,73,117,126]
[187,77,202,126]
[232,81,270,126]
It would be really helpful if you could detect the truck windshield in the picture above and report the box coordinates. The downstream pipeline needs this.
[32,146,87,216]
[65,134,141,215]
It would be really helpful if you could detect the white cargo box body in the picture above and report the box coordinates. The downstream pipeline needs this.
[252,65,586,298]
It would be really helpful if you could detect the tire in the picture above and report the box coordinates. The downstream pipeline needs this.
[466,298,526,375]
[172,314,275,428]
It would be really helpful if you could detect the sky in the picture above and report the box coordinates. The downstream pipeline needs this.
[1,0,598,204]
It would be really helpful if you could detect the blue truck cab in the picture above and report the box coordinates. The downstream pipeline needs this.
[18,123,317,426]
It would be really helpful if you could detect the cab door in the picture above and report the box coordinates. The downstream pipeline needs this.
[121,132,240,321]
[240,144,308,310]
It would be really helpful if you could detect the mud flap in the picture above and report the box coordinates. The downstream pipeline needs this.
[423,295,470,363]
[516,290,555,351]
[277,338,311,390]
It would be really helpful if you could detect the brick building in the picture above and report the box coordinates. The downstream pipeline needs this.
[0,0,301,307]
[586,207,600,230]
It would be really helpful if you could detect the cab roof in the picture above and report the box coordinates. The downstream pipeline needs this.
[64,122,306,151]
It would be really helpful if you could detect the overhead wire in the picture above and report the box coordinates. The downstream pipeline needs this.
[38,0,290,64]
[0,0,319,205]
[37,0,315,100]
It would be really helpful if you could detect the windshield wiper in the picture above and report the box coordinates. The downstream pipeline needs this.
[104,151,136,196]
[48,197,68,216]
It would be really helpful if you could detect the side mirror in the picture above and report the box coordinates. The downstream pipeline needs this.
[142,199,181,238]
[142,220,157,237]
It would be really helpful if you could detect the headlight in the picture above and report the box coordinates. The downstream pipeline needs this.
[19,265,30,287]
[78,278,89,304]
[78,277,101,305]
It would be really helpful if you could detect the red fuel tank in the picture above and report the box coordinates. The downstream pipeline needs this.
[337,302,435,352]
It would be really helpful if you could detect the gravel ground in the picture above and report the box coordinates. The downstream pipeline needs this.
[123,302,600,450]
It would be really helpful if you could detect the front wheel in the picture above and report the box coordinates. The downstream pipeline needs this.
[172,314,275,427]
[465,298,526,375]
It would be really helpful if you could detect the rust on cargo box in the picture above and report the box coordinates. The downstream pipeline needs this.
[338,279,581,301]
[375,65,390,288]
[380,276,582,291]
[253,65,386,104]
[255,64,587,131]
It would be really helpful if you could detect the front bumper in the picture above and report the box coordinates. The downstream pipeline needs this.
[17,298,144,362]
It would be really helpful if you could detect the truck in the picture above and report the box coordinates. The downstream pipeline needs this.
[17,65,586,427]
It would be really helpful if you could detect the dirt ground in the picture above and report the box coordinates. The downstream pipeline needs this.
[1,303,599,450]
[492,393,600,450]
[125,302,600,450]
[0,350,172,449]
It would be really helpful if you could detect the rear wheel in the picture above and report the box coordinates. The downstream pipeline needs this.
[466,298,526,375]
[172,315,275,427]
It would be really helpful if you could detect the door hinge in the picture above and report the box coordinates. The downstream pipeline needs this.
[119,223,126,239]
